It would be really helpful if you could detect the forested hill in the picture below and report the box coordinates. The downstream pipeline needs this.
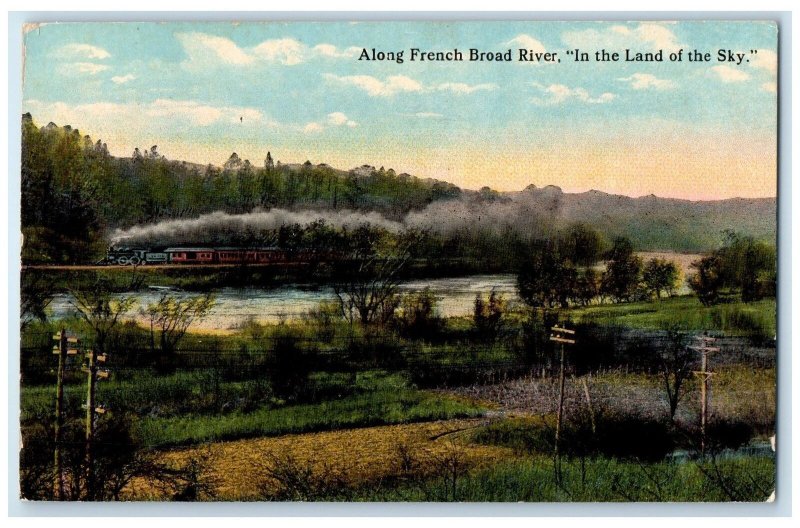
[21,114,775,264]
[509,186,775,253]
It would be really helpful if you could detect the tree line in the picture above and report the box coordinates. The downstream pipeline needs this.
[515,226,681,309]
[689,231,776,305]
[21,114,460,264]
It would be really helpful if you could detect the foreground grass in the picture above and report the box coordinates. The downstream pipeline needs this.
[569,296,775,338]
[350,454,775,502]
[128,417,773,502]
[136,387,483,447]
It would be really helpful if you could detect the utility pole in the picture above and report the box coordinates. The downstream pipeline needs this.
[550,325,576,485]
[82,347,109,500]
[53,330,78,500]
[691,335,719,456]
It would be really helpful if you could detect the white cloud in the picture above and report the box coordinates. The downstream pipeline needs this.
[507,34,547,53]
[324,73,424,97]
[761,81,777,93]
[325,74,494,97]
[531,83,615,105]
[563,23,683,53]
[750,49,777,76]
[710,65,751,83]
[617,73,675,90]
[252,38,306,65]
[65,62,109,75]
[147,100,266,127]
[176,32,363,69]
[436,82,496,94]
[58,43,110,60]
[24,98,267,129]
[326,112,358,127]
[313,43,362,59]
[412,112,443,118]
[176,32,255,68]
[630,23,683,52]
[303,112,358,133]
[111,74,136,84]
[303,122,324,133]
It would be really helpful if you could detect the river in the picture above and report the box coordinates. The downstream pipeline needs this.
[49,274,522,332]
[47,252,700,333]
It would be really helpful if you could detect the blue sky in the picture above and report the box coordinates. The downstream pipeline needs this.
[21,21,778,198]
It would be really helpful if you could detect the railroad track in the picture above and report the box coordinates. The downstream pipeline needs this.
[21,262,312,271]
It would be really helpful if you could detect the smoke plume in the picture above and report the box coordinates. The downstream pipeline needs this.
[111,208,404,247]
[110,187,565,247]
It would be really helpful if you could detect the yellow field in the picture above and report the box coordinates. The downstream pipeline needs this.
[127,418,517,500]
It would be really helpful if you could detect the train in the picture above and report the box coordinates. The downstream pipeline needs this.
[104,246,325,266]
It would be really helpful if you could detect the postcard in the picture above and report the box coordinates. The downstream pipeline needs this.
[19,20,777,502]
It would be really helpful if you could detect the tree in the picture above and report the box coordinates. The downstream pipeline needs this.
[19,411,196,501]
[267,321,315,402]
[573,268,599,306]
[58,276,140,500]
[717,232,776,302]
[395,288,442,339]
[658,328,696,421]
[145,293,216,369]
[332,227,422,326]
[473,290,506,338]
[642,258,680,300]
[21,116,105,263]
[601,237,642,302]
[20,270,54,330]
[223,152,243,171]
[559,223,604,267]
[688,232,776,305]
[688,254,724,306]
[70,278,138,358]
[517,240,576,309]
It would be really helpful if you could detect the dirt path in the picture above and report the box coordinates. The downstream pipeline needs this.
[127,418,515,500]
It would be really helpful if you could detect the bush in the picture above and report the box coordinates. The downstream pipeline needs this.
[267,322,316,403]
[393,288,443,340]
[473,290,506,339]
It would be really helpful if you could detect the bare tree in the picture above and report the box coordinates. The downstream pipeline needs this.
[21,270,54,330]
[144,292,216,363]
[255,451,349,501]
[658,327,696,421]
[430,439,469,501]
[69,277,138,357]
[169,450,221,502]
[332,227,423,326]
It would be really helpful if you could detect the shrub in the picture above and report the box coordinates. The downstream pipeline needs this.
[394,288,443,339]
[473,290,506,339]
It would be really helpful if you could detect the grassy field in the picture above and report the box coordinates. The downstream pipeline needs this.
[127,417,774,502]
[21,370,484,448]
[136,388,483,447]
[355,454,775,502]
[569,296,776,338]
[19,289,776,501]
[128,418,510,500]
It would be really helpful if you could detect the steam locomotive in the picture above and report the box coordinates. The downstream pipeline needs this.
[104,246,315,266]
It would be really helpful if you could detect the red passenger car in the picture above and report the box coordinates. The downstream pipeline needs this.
[164,248,216,264]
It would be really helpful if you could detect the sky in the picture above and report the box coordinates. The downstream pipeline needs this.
[21,21,778,199]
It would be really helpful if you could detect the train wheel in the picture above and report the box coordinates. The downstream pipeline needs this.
[117,256,129,265]
[129,256,141,266]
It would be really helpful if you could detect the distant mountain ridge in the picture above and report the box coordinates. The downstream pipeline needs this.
[508,185,775,251]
